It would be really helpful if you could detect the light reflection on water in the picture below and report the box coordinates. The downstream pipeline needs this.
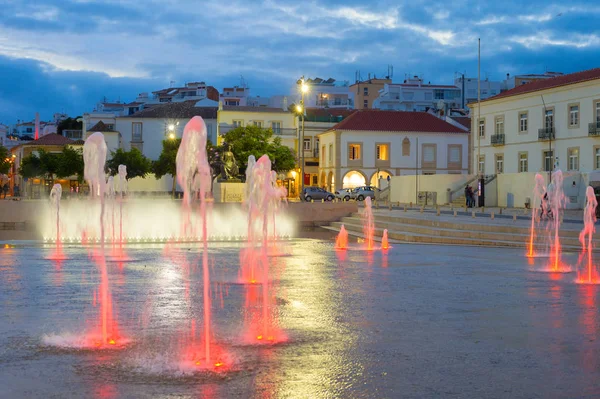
[1,242,600,397]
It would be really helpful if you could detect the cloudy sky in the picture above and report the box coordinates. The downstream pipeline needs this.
[0,0,599,123]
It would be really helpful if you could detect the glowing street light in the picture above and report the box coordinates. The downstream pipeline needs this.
[168,124,175,131]
[168,132,176,140]
[297,76,309,195]
[295,104,303,114]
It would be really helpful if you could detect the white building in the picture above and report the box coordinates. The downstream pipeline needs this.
[373,76,462,112]
[454,76,503,109]
[318,110,470,192]
[293,78,354,109]
[470,68,600,177]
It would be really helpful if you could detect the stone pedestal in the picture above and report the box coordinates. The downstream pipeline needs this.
[214,181,245,203]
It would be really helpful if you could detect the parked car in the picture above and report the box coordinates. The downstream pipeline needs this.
[335,188,355,201]
[350,186,381,201]
[302,186,335,202]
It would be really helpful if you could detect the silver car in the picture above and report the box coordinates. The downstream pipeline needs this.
[335,188,354,201]
[302,186,335,202]
[350,186,380,201]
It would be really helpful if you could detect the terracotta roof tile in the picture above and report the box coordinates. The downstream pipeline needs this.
[23,133,74,146]
[87,121,116,132]
[481,67,600,103]
[127,100,217,119]
[330,110,467,134]
[452,116,471,129]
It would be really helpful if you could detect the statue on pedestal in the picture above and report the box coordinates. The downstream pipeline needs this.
[219,143,240,181]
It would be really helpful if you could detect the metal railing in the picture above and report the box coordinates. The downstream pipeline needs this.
[316,99,353,107]
[490,134,505,145]
[63,130,83,139]
[219,123,297,136]
[589,121,600,136]
[538,127,555,140]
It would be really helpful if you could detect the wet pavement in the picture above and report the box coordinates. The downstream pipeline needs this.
[1,241,600,398]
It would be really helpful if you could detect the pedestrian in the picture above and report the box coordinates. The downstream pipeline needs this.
[2,183,8,199]
[464,185,469,207]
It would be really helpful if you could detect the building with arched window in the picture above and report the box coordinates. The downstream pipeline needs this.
[317,110,470,192]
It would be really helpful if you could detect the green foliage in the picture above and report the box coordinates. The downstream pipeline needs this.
[106,148,152,180]
[57,117,82,135]
[152,138,181,180]
[19,153,43,179]
[222,125,297,174]
[37,149,60,180]
[56,146,84,182]
[0,145,10,174]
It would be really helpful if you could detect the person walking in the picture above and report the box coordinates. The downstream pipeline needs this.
[2,183,8,199]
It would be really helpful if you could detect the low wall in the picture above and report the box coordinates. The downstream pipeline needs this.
[389,174,474,205]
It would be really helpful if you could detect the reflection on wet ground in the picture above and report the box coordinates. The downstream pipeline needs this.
[1,241,600,398]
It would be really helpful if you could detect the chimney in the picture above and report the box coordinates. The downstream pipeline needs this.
[282,96,288,111]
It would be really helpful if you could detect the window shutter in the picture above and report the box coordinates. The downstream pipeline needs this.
[423,146,434,162]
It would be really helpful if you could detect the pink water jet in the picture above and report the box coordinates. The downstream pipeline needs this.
[242,154,287,344]
[363,197,375,251]
[548,170,567,272]
[82,132,123,348]
[527,173,546,258]
[381,229,390,250]
[47,183,65,260]
[176,116,225,368]
[335,225,348,250]
[577,186,599,284]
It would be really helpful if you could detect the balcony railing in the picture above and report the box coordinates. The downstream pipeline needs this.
[315,99,353,107]
[219,123,297,136]
[63,130,83,139]
[490,134,505,146]
[589,122,600,136]
[538,127,555,140]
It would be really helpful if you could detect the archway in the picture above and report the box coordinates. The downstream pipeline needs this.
[370,170,393,189]
[320,172,326,188]
[342,170,366,189]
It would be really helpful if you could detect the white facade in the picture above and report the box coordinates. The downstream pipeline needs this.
[292,78,354,109]
[115,116,217,160]
[373,77,462,111]
[470,74,600,177]
[0,124,6,147]
[318,129,469,192]
[454,76,503,108]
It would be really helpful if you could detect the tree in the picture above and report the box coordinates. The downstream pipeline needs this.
[57,116,82,136]
[222,125,297,175]
[19,152,43,179]
[37,149,60,181]
[106,148,152,180]
[0,145,10,175]
[56,146,84,182]
[152,138,181,197]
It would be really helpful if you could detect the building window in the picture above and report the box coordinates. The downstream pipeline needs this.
[543,150,554,172]
[132,122,142,142]
[233,120,243,128]
[402,137,410,156]
[363,99,368,108]
[596,101,600,123]
[376,144,389,161]
[479,119,485,138]
[569,105,579,127]
[519,112,528,133]
[544,109,554,129]
[568,148,579,171]
[303,138,311,151]
[519,152,528,172]
[329,144,333,166]
[495,116,504,135]
[271,121,281,134]
[253,121,263,128]
[478,155,485,174]
[348,144,361,160]
[448,145,461,167]
[363,87,368,96]
[106,124,114,130]
[422,144,436,168]
[595,148,600,169]
[495,154,504,174]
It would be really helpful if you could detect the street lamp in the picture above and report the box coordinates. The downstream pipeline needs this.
[298,77,309,194]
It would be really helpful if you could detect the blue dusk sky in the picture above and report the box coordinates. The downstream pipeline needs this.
[0,0,599,124]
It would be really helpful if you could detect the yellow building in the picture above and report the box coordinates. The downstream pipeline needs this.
[349,78,391,109]
[217,104,300,197]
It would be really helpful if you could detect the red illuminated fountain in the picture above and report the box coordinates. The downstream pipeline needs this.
[83,132,123,348]
[547,170,569,272]
[381,229,390,250]
[47,183,66,261]
[577,186,599,284]
[335,225,348,250]
[176,116,226,369]
[527,173,546,258]
[363,197,375,250]
[242,154,287,344]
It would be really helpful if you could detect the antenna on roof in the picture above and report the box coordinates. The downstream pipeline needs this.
[169,80,175,88]
[240,75,247,89]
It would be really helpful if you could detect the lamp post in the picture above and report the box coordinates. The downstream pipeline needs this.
[297,77,309,195]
